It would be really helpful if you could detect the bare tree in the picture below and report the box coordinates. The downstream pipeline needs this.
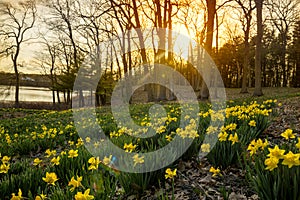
[0,0,37,107]
[265,0,299,86]
[179,0,206,92]
[253,0,263,96]
[38,36,60,104]
[44,0,85,106]
[234,0,256,93]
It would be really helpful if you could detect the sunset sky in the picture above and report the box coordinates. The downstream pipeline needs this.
[0,0,278,74]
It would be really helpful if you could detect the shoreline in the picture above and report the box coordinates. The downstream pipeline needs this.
[0,101,70,110]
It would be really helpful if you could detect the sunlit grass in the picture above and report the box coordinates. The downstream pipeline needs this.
[0,93,299,199]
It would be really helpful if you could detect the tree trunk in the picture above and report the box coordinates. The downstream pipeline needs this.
[240,17,251,93]
[127,29,133,103]
[79,90,84,107]
[132,0,152,101]
[168,1,175,100]
[50,70,56,104]
[200,0,216,100]
[52,90,56,104]
[13,54,20,108]
[282,35,287,87]
[14,69,20,108]
[156,0,167,101]
[253,0,263,96]
[56,90,60,104]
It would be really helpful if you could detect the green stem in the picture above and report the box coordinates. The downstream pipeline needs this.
[171,179,175,200]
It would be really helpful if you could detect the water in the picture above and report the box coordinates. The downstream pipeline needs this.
[0,85,53,102]
[0,85,95,104]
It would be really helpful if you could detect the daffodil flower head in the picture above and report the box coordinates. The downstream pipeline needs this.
[267,145,285,159]
[209,166,221,177]
[68,176,83,192]
[132,154,144,166]
[42,172,59,186]
[281,129,295,140]
[74,189,94,200]
[11,189,23,200]
[264,156,279,171]
[282,151,300,168]
[165,168,177,179]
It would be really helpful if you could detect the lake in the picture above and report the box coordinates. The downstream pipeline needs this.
[0,85,95,104]
[0,85,53,102]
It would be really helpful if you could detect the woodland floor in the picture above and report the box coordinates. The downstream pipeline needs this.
[137,88,300,200]
[0,87,300,199]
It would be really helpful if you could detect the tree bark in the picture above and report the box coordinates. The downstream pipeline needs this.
[200,0,216,100]
[132,0,153,101]
[253,0,263,96]
[240,20,251,93]
[238,0,254,93]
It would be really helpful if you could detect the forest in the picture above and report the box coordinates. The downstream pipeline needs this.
[0,0,299,106]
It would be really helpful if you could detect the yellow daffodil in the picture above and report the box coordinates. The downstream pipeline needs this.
[11,189,22,200]
[42,172,58,186]
[188,129,199,138]
[132,154,144,166]
[209,167,221,177]
[218,132,228,142]
[176,127,188,139]
[68,149,78,158]
[165,168,177,179]
[206,126,218,135]
[35,193,47,200]
[256,139,268,149]
[282,151,300,168]
[50,156,60,166]
[74,189,94,200]
[228,133,239,145]
[247,139,269,156]
[85,137,91,143]
[247,144,258,156]
[68,176,83,192]
[76,138,84,148]
[226,123,237,131]
[267,145,285,159]
[156,125,166,134]
[0,163,10,173]
[123,143,137,153]
[281,129,295,140]
[201,143,211,152]
[93,142,100,148]
[102,155,112,166]
[88,157,101,170]
[248,120,256,127]
[264,157,279,171]
[165,135,173,142]
[45,149,56,158]
[2,155,10,164]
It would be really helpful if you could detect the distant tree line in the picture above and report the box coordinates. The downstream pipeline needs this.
[0,0,299,107]
[214,19,300,88]
[0,73,53,87]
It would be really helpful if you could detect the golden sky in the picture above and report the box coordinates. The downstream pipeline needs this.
[0,0,246,74]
